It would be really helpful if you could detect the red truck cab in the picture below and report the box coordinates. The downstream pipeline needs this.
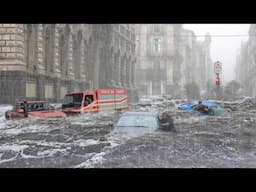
[5,101,66,120]
[62,89,129,115]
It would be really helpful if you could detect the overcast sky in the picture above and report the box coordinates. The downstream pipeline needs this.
[183,24,250,83]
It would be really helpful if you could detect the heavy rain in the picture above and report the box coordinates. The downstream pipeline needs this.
[0,24,256,168]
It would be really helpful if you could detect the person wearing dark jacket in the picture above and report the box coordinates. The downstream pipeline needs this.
[194,100,209,113]
[158,112,176,132]
[23,101,28,117]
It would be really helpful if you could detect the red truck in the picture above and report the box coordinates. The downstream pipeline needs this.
[5,101,66,120]
[61,89,129,114]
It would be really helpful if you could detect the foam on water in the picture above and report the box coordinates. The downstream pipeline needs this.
[74,152,106,168]
[0,144,29,152]
[0,105,13,129]
[73,139,99,147]
[37,148,67,157]
[1,97,256,167]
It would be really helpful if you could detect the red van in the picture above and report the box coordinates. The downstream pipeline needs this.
[61,89,129,114]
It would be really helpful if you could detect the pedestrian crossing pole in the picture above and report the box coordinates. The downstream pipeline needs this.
[214,61,222,99]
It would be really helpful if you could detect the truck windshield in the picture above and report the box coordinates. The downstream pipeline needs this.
[62,94,83,108]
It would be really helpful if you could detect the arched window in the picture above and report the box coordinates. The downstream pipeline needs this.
[153,38,161,53]
[135,36,139,52]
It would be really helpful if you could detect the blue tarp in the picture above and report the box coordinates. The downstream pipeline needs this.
[178,101,229,116]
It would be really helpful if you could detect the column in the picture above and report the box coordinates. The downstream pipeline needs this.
[116,53,121,87]
[53,25,61,78]
[36,24,45,74]
[67,26,74,80]
[80,38,86,81]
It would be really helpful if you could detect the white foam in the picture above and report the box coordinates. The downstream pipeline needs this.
[0,144,29,152]
[74,152,106,168]
[73,139,99,147]
[1,124,51,135]
[19,140,70,148]
[37,148,66,157]
[0,152,20,164]
[0,105,13,129]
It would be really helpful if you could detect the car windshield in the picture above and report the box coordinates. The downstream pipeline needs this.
[20,102,52,112]
[116,115,158,128]
[62,94,83,107]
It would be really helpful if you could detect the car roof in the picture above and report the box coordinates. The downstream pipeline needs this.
[18,101,48,104]
[122,111,159,117]
[67,91,95,95]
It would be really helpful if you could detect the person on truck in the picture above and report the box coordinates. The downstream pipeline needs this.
[84,96,92,106]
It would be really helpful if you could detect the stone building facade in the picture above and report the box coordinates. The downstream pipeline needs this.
[179,29,197,90]
[178,29,213,95]
[235,41,248,94]
[0,24,137,104]
[135,24,182,96]
[135,24,212,97]
[235,24,256,97]
[194,33,213,89]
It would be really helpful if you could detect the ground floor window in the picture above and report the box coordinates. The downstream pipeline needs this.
[26,81,37,97]
[45,84,54,99]
[60,86,67,100]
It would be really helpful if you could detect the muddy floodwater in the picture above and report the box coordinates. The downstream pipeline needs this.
[1,97,256,168]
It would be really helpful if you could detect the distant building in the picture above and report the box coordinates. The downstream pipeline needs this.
[178,28,197,91]
[0,24,137,104]
[135,24,182,96]
[235,24,256,97]
[194,33,213,89]
[135,24,213,98]
[246,24,256,96]
[235,41,248,94]
[179,29,213,93]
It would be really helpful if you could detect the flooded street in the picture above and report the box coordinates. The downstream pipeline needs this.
[1,97,256,168]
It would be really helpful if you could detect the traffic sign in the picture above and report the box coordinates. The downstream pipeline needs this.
[216,76,220,85]
[214,61,222,74]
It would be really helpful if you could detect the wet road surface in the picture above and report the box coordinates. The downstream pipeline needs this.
[1,97,256,168]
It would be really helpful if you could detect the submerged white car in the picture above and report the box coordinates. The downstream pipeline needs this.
[113,111,174,136]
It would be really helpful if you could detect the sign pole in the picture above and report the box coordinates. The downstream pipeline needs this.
[214,61,222,100]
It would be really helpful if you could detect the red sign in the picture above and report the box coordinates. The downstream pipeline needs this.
[216,77,220,85]
[97,89,127,95]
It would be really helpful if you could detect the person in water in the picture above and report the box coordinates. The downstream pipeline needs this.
[23,100,28,117]
[194,100,209,113]
[158,112,176,132]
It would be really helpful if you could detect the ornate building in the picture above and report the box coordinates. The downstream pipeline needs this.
[135,24,182,96]
[0,24,137,104]
[178,29,213,96]
[135,24,212,97]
